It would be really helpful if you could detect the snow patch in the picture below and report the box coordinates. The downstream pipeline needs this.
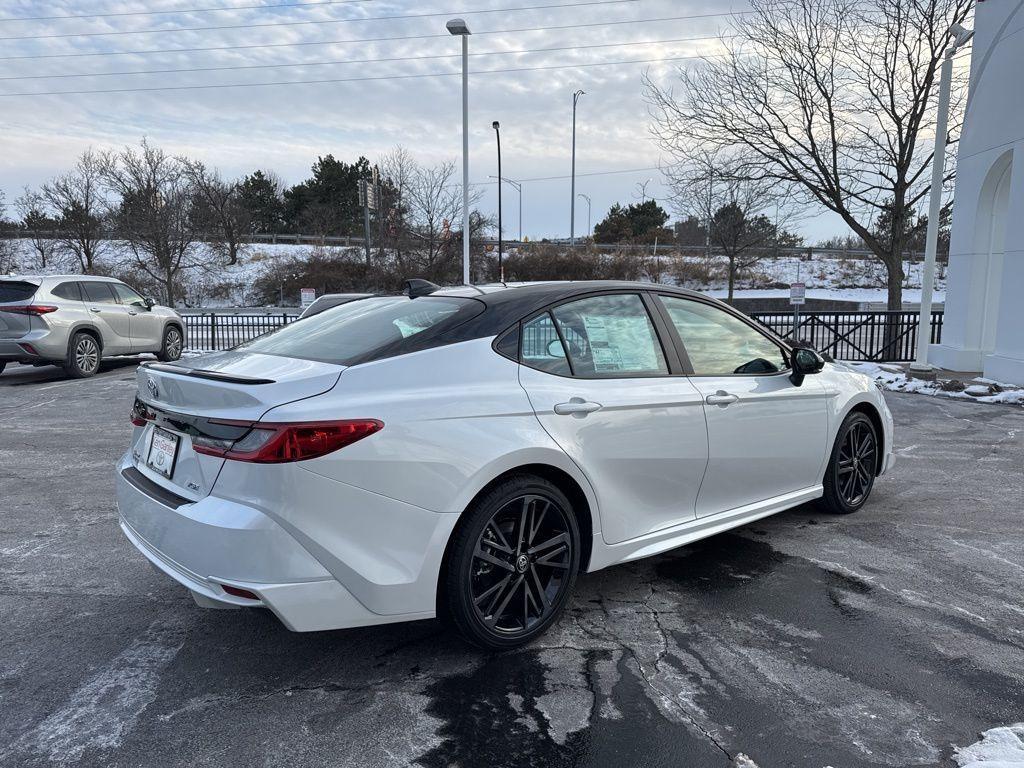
[955,724,1024,767]
[3,619,184,763]
[846,362,1024,407]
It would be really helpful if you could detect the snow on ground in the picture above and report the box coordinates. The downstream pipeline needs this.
[705,287,946,305]
[845,362,1024,407]
[954,724,1024,767]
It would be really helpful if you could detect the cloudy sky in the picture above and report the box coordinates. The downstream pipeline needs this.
[0,0,846,240]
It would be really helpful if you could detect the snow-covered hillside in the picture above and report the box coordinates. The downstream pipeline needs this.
[1,239,947,308]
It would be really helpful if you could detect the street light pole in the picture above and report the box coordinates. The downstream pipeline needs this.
[578,194,591,239]
[488,176,523,241]
[447,18,472,285]
[570,89,584,246]
[493,121,503,282]
[911,23,973,374]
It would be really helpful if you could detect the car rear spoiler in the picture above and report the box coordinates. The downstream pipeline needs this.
[143,362,276,385]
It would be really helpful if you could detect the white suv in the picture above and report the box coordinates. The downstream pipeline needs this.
[0,275,184,378]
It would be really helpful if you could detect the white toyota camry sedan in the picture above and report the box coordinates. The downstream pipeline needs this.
[117,281,894,649]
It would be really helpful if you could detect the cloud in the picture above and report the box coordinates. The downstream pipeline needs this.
[0,0,843,238]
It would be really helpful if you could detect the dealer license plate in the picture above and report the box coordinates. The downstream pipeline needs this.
[146,427,180,479]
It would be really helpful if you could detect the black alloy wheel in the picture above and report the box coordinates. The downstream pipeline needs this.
[821,412,879,514]
[444,475,580,649]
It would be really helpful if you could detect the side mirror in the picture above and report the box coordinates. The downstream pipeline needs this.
[790,347,825,386]
[144,296,155,309]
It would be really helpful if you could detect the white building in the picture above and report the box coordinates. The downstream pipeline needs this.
[931,0,1024,383]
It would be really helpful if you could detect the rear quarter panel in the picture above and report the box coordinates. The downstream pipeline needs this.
[261,338,601,523]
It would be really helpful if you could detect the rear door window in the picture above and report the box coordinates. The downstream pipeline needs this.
[0,281,38,303]
[240,295,482,365]
[81,281,118,304]
[52,281,84,301]
[550,293,668,377]
[521,313,572,376]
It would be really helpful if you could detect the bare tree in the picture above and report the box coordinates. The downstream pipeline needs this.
[0,191,17,273]
[402,159,483,282]
[42,149,108,273]
[101,140,201,306]
[646,0,972,309]
[183,160,247,265]
[378,145,417,260]
[14,187,58,269]
[665,152,802,301]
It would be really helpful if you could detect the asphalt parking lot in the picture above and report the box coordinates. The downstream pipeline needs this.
[1,362,1022,767]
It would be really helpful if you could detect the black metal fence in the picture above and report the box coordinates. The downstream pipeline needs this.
[182,309,944,362]
[183,313,298,352]
[751,310,944,362]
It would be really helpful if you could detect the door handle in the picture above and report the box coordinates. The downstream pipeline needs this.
[705,391,739,406]
[89,306,102,312]
[554,399,602,416]
[128,311,138,316]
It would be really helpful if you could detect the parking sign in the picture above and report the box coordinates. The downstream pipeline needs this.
[300,288,316,308]
[790,282,806,305]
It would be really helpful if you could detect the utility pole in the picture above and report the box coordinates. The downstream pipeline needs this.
[911,22,974,374]
[374,165,385,260]
[358,178,371,266]
[489,176,522,241]
[493,121,503,282]
[704,167,714,259]
[578,194,591,239]
[447,18,472,284]
[569,89,584,246]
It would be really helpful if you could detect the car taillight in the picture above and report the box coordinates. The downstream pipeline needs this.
[3,304,59,315]
[193,419,383,463]
[130,399,154,427]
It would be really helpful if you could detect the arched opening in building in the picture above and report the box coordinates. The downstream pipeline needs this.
[974,152,1013,355]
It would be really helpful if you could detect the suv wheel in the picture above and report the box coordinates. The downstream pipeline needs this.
[65,332,100,378]
[443,474,580,650]
[157,326,183,362]
[820,411,879,514]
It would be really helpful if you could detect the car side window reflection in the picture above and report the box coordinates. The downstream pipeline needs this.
[521,313,572,376]
[660,296,788,376]
[112,283,147,308]
[81,281,119,304]
[550,294,668,378]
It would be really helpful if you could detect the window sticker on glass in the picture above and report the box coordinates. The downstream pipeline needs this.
[552,295,667,377]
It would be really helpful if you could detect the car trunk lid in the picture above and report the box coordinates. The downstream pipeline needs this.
[130,350,345,500]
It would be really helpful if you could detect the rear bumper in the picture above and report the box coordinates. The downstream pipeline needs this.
[115,453,457,631]
[0,330,64,362]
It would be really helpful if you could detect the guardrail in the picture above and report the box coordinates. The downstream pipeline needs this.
[184,309,945,362]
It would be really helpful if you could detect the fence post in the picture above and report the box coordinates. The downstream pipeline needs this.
[209,312,217,351]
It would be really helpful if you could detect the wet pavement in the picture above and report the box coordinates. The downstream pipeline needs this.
[1,365,1022,767]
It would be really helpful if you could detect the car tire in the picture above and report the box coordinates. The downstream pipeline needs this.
[65,331,101,378]
[443,474,580,651]
[819,411,879,515]
[157,325,183,362]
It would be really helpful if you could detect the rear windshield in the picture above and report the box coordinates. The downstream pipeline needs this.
[240,295,483,365]
[0,281,38,303]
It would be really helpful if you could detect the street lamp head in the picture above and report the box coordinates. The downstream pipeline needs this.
[446,18,470,35]
[492,120,500,130]
[949,23,973,49]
